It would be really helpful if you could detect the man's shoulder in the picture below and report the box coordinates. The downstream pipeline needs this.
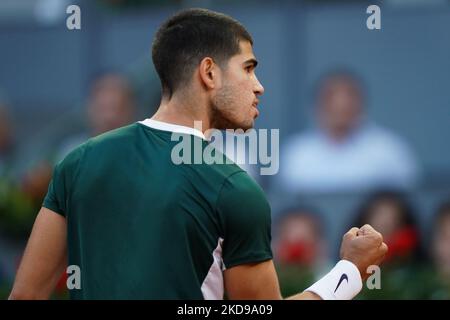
[187,142,245,180]
[83,124,143,157]
[58,124,139,169]
[220,169,267,204]
[186,151,263,201]
[89,123,140,147]
[194,160,246,192]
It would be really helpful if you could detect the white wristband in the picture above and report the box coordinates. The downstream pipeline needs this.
[304,260,363,300]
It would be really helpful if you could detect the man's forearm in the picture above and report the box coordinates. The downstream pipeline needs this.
[286,291,322,300]
[9,208,68,300]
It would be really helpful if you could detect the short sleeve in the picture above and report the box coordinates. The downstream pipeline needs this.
[43,162,66,216]
[42,142,86,217]
[217,171,273,269]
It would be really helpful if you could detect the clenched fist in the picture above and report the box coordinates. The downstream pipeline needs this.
[340,224,388,280]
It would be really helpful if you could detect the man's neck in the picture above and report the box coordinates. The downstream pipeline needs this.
[151,93,211,133]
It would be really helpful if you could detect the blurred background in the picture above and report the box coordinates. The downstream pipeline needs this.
[0,0,449,299]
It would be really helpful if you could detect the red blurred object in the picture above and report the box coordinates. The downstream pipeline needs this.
[55,270,68,295]
[277,241,317,266]
[384,227,418,262]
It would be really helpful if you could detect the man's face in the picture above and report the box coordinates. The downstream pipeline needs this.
[211,41,264,130]
[318,77,363,139]
[88,75,134,135]
[367,200,403,240]
[0,107,12,153]
[276,213,322,266]
[433,214,450,275]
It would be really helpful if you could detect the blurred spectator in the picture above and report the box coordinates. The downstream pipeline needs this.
[57,72,136,160]
[274,207,327,266]
[273,206,330,297]
[279,70,419,193]
[1,73,135,239]
[353,189,429,299]
[0,104,15,177]
[0,102,35,238]
[429,199,450,298]
[432,200,450,279]
[353,190,423,264]
[20,161,53,205]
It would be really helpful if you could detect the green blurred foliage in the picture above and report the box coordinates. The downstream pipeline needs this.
[277,261,450,300]
[0,177,37,239]
[358,264,450,300]
[277,264,317,298]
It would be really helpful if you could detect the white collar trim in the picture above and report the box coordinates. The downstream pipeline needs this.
[139,118,206,140]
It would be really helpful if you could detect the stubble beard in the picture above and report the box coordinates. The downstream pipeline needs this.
[210,85,253,131]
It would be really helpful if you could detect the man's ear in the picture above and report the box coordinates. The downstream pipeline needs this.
[199,57,220,90]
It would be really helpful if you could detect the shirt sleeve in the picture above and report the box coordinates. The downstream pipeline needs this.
[217,171,273,269]
[42,142,86,217]
[42,162,66,216]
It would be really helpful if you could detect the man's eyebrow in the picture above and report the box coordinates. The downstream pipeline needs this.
[243,58,258,68]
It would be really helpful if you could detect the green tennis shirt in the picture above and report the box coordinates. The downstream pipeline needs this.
[43,119,273,299]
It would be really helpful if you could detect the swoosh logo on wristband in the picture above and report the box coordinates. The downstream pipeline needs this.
[334,273,349,293]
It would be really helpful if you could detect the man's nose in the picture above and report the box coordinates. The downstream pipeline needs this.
[254,76,264,96]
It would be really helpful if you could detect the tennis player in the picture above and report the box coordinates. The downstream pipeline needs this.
[9,8,387,300]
